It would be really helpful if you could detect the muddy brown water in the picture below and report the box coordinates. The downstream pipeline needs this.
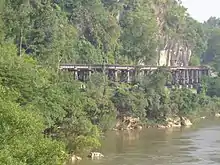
[80,118,220,165]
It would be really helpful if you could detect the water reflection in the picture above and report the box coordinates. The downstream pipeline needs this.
[81,119,220,165]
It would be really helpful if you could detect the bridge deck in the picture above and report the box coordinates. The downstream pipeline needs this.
[60,64,209,71]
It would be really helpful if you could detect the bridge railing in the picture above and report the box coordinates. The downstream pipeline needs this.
[60,64,209,70]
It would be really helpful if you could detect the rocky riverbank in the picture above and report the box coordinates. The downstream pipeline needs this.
[65,152,105,165]
[157,116,192,129]
[113,113,220,131]
[67,114,220,165]
[113,116,194,131]
[113,116,143,131]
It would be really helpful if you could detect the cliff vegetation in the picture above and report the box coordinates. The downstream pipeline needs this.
[1,0,220,165]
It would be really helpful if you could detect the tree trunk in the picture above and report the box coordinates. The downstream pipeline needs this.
[19,28,23,56]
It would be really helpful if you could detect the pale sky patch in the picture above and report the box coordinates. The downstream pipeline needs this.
[181,0,220,22]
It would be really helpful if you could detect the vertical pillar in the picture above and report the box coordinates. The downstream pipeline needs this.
[120,70,126,82]
[206,69,210,76]
[143,70,147,77]
[180,69,184,85]
[74,70,78,80]
[83,71,86,81]
[192,69,195,84]
[185,69,189,85]
[192,69,198,88]
[190,69,193,84]
[178,70,182,85]
[108,69,112,81]
[78,70,83,81]
[182,69,186,85]
[138,69,144,82]
[201,69,206,76]
[175,70,179,85]
[198,69,202,83]
[121,70,124,82]
[124,70,128,83]
[127,70,131,83]
[194,69,199,84]
[188,69,192,88]
[127,70,129,83]
[83,71,87,81]
[107,70,111,81]
[171,71,175,85]
[114,70,118,82]
[131,70,136,83]
[88,66,92,80]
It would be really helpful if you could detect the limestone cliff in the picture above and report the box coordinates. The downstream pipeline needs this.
[157,42,192,66]
[152,0,192,66]
[115,0,196,66]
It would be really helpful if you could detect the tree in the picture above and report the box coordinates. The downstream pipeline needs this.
[120,0,158,64]
[0,84,65,165]
[203,28,220,71]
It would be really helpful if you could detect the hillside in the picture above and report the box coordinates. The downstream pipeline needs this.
[1,1,220,165]
[1,0,206,66]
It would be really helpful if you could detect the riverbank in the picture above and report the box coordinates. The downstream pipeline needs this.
[77,118,220,165]
[63,78,220,163]
[112,110,220,131]
[66,114,220,164]
[113,115,193,131]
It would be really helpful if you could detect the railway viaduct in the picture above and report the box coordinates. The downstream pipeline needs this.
[60,64,210,87]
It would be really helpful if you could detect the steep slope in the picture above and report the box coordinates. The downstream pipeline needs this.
[104,0,206,66]
[1,0,206,66]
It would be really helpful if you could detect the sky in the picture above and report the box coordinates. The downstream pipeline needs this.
[182,0,220,22]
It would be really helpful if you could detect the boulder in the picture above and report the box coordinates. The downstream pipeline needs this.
[68,154,82,164]
[167,121,181,128]
[215,113,220,117]
[158,116,193,128]
[137,125,143,130]
[157,124,166,129]
[165,116,181,128]
[88,152,104,159]
[173,116,181,124]
[114,116,142,131]
[180,117,192,126]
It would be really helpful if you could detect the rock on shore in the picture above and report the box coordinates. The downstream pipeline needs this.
[114,116,142,131]
[88,152,104,159]
[157,116,192,129]
[65,154,82,165]
[215,113,220,117]
[180,116,193,126]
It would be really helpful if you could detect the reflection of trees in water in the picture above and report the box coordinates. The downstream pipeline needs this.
[154,127,184,144]
[110,128,187,154]
[115,130,141,153]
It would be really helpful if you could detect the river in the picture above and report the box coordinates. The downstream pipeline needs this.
[81,118,220,165]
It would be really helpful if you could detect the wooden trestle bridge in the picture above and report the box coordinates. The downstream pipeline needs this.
[60,64,210,86]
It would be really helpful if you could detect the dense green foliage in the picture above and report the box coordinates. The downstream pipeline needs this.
[1,0,220,165]
[202,17,220,71]
[0,84,66,165]
[0,44,109,158]
[112,71,220,124]
[0,0,208,65]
